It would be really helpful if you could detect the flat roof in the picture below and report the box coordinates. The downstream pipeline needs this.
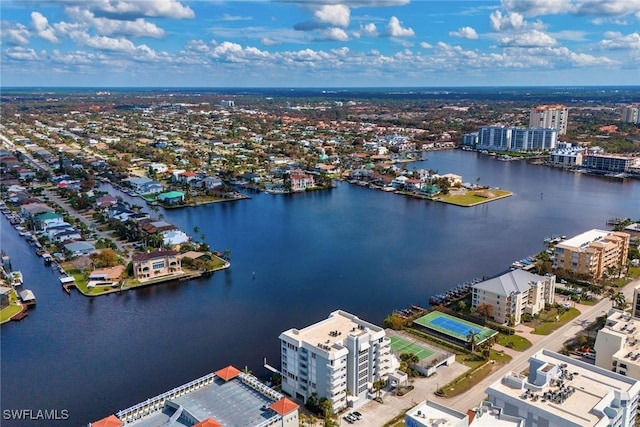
[557,229,611,249]
[488,349,639,426]
[169,378,277,426]
[406,400,467,426]
[280,310,383,354]
[602,311,640,360]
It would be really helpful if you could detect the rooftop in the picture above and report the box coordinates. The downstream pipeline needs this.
[472,269,552,296]
[488,349,640,427]
[602,310,640,358]
[405,400,467,426]
[280,310,383,354]
[109,370,291,427]
[556,229,611,249]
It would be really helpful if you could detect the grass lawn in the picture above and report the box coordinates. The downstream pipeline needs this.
[437,189,512,207]
[496,333,532,351]
[441,351,512,398]
[0,304,23,323]
[530,307,580,335]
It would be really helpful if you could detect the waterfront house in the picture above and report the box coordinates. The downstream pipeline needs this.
[0,286,11,310]
[138,219,177,235]
[162,230,191,249]
[124,177,164,194]
[132,250,182,281]
[35,211,64,230]
[50,228,82,243]
[88,265,125,287]
[95,195,118,209]
[202,175,223,190]
[20,202,54,218]
[156,191,185,205]
[63,241,96,257]
[471,270,556,325]
[287,169,315,192]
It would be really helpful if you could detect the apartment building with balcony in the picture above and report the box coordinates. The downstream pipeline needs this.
[471,270,556,325]
[475,127,558,152]
[553,229,630,279]
[594,309,640,381]
[279,310,395,411]
[530,105,568,135]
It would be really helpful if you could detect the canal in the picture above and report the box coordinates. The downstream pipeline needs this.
[1,150,638,426]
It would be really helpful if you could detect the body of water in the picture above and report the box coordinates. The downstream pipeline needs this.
[1,150,639,426]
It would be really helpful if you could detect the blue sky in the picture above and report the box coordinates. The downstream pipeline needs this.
[1,0,639,87]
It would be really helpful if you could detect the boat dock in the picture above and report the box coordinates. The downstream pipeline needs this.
[429,279,479,306]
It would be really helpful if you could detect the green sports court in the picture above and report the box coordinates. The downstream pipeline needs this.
[413,311,497,346]
[389,336,434,360]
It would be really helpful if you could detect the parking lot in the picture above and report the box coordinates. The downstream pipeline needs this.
[344,361,469,427]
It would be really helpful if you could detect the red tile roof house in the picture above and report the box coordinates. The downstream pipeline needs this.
[288,170,315,192]
[132,250,182,282]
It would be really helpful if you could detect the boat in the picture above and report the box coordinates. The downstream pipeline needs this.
[42,253,53,265]
[11,271,23,286]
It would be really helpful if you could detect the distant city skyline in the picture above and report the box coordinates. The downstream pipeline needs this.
[1,0,639,87]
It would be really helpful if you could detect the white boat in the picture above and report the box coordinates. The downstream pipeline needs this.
[11,271,23,286]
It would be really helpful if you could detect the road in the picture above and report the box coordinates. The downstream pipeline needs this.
[42,188,126,252]
[431,277,640,413]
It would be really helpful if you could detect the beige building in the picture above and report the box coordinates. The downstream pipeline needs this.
[131,250,182,281]
[471,270,556,325]
[553,229,630,279]
[529,105,568,135]
[595,309,640,380]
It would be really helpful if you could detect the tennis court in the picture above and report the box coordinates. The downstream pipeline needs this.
[389,336,434,360]
[413,311,497,344]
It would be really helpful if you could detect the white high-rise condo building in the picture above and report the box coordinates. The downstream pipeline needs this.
[530,105,568,135]
[279,310,394,411]
[621,106,640,124]
[476,127,557,152]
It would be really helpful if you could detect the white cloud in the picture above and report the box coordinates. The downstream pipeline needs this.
[501,0,573,17]
[75,0,195,19]
[385,16,414,37]
[420,41,433,49]
[574,0,640,17]
[31,12,60,43]
[69,31,138,52]
[490,11,525,31]
[317,28,350,41]
[449,26,479,39]
[314,4,351,27]
[4,46,39,61]
[220,14,253,22]
[65,7,165,38]
[1,22,30,45]
[549,30,587,41]
[261,37,282,46]
[598,32,640,50]
[499,29,556,47]
[361,23,378,37]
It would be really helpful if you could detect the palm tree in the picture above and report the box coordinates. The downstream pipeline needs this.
[467,330,478,352]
